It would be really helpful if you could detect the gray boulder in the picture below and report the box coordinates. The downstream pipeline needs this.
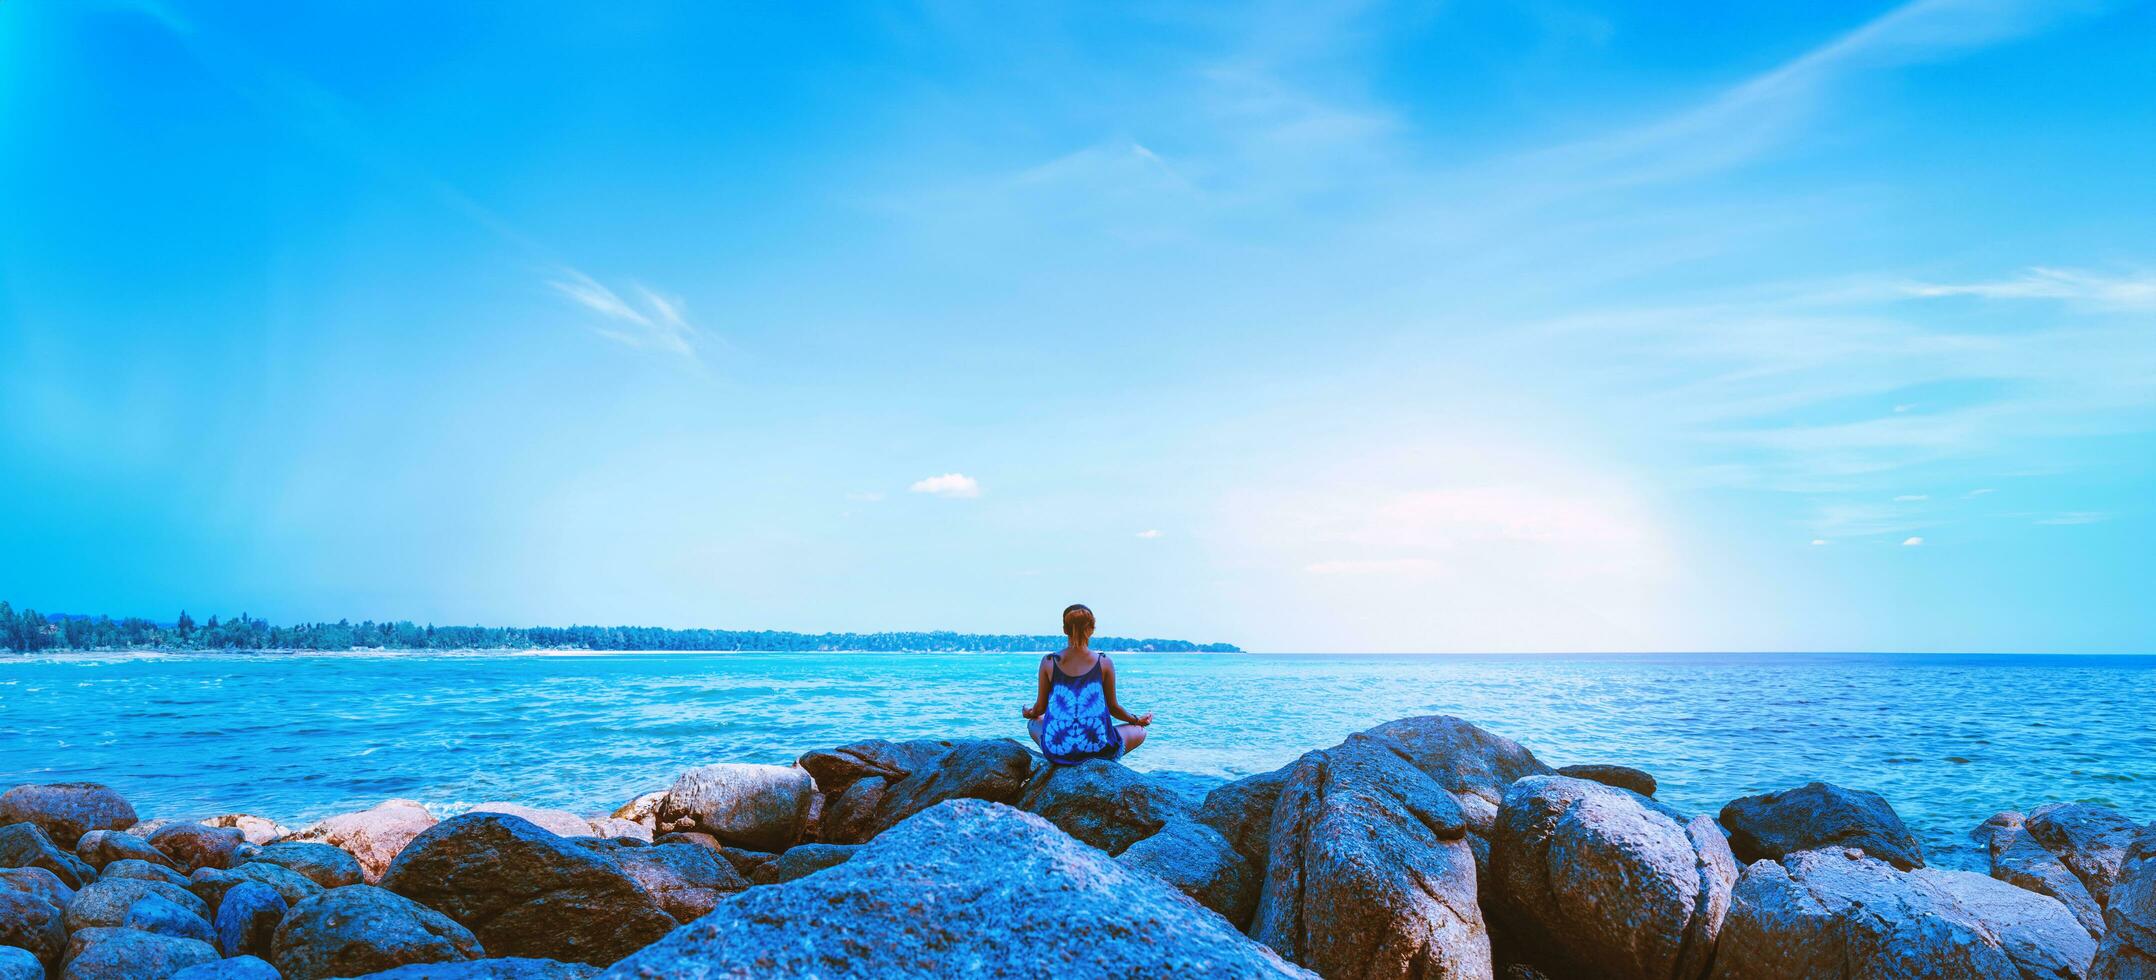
[1,864,78,909]
[1558,763,1658,798]
[0,784,135,849]
[148,824,252,874]
[0,886,68,969]
[1117,818,1258,929]
[1491,775,1736,980]
[104,858,191,887]
[798,738,1035,845]
[753,843,861,885]
[1981,811,2108,938]
[170,955,281,979]
[2092,826,2156,979]
[123,893,217,945]
[250,842,364,889]
[76,830,175,871]
[353,957,601,978]
[1710,847,2097,979]
[1194,764,1291,869]
[66,876,209,931]
[1251,715,1551,979]
[598,799,1312,978]
[0,945,41,980]
[654,764,814,851]
[213,880,288,958]
[576,839,748,922]
[281,801,436,884]
[380,813,674,966]
[0,821,97,888]
[190,862,323,911]
[2029,804,2143,909]
[270,885,482,980]
[1016,759,1192,855]
[59,927,219,979]
[1720,782,1925,870]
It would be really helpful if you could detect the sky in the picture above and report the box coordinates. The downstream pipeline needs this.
[2,0,2153,653]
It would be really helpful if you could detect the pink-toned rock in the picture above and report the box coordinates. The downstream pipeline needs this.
[282,800,436,884]
[463,803,592,840]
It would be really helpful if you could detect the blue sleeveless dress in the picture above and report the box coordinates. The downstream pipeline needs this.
[1039,653,1122,765]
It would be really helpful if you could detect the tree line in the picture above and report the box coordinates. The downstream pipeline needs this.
[0,601,1240,654]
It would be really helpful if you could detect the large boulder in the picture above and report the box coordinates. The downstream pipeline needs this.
[65,876,209,931]
[202,816,289,847]
[1558,764,1658,798]
[1250,715,1551,979]
[1490,775,1736,980]
[213,880,288,958]
[0,821,97,888]
[380,813,675,965]
[1980,811,2108,938]
[282,800,436,884]
[190,861,324,910]
[1194,764,1292,870]
[0,784,135,849]
[0,946,41,980]
[1016,759,1192,855]
[576,838,748,922]
[2092,826,2156,979]
[171,956,281,980]
[271,885,483,980]
[1710,848,2097,979]
[124,892,217,945]
[1720,782,1925,871]
[2028,804,2143,909]
[0,886,69,969]
[462,804,592,841]
[250,841,364,889]
[799,738,1035,845]
[599,799,1313,978]
[0,865,77,910]
[752,843,861,885]
[103,858,191,887]
[75,830,175,871]
[59,927,219,979]
[653,764,813,851]
[352,957,602,978]
[1117,818,1259,929]
[148,823,253,874]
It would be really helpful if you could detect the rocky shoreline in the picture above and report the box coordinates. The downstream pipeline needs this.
[2,714,2150,978]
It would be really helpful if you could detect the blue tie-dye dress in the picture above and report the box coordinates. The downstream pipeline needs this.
[1039,654,1122,765]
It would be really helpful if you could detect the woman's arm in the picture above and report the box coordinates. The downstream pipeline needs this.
[1100,657,1153,726]
[1021,658,1052,719]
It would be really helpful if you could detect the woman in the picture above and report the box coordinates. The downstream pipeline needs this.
[1022,603,1152,764]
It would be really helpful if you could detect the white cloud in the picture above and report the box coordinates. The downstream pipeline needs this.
[1135,529,1163,539]
[1894,494,1928,502]
[1902,536,1924,546]
[1811,539,1830,546]
[1907,268,2156,312]
[909,473,981,499]
[550,270,703,361]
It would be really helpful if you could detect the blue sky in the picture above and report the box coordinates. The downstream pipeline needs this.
[3,0,2152,652]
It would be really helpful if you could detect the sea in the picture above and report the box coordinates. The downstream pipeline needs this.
[2,651,2148,870]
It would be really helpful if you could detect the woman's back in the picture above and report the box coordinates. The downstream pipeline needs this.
[1037,652,1119,764]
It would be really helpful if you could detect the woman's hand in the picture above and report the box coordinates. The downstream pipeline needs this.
[1134,712,1154,727]
[1021,705,1042,720]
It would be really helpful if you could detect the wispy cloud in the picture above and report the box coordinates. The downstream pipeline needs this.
[549,271,703,361]
[909,473,981,499]
[1135,529,1163,539]
[1907,267,2156,312]
[1902,536,1924,546]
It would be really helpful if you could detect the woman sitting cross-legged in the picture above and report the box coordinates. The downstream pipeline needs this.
[1022,603,1153,765]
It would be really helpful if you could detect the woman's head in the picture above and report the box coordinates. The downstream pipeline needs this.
[1062,603,1095,642]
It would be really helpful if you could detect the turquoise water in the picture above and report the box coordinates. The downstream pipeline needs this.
[1,651,2149,869]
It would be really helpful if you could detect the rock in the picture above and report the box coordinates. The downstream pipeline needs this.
[654,765,814,852]
[213,881,287,958]
[1490,774,1736,980]
[0,945,41,980]
[754,843,861,885]
[1016,759,1192,855]
[1194,765,1292,870]
[0,821,97,888]
[609,792,667,831]
[706,844,774,879]
[0,886,68,969]
[2029,803,2142,909]
[203,815,289,847]
[0,784,136,849]
[66,876,209,931]
[576,839,748,923]
[1988,817,2108,938]
[59,927,219,979]
[124,892,217,944]
[1557,763,1658,798]
[1117,818,1258,929]
[1710,848,2097,979]
[281,801,436,885]
[194,862,324,909]
[249,842,363,889]
[2092,826,2156,979]
[582,819,649,843]
[1720,782,1925,871]
[352,957,601,978]
[0,865,77,909]
[461,804,591,841]
[599,799,1313,979]
[800,738,1035,845]
[270,885,482,980]
[148,823,252,874]
[1250,715,1550,979]
[380,813,674,966]
[76,830,176,871]
[170,955,281,979]
[104,858,192,887]
[1975,810,2029,844]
